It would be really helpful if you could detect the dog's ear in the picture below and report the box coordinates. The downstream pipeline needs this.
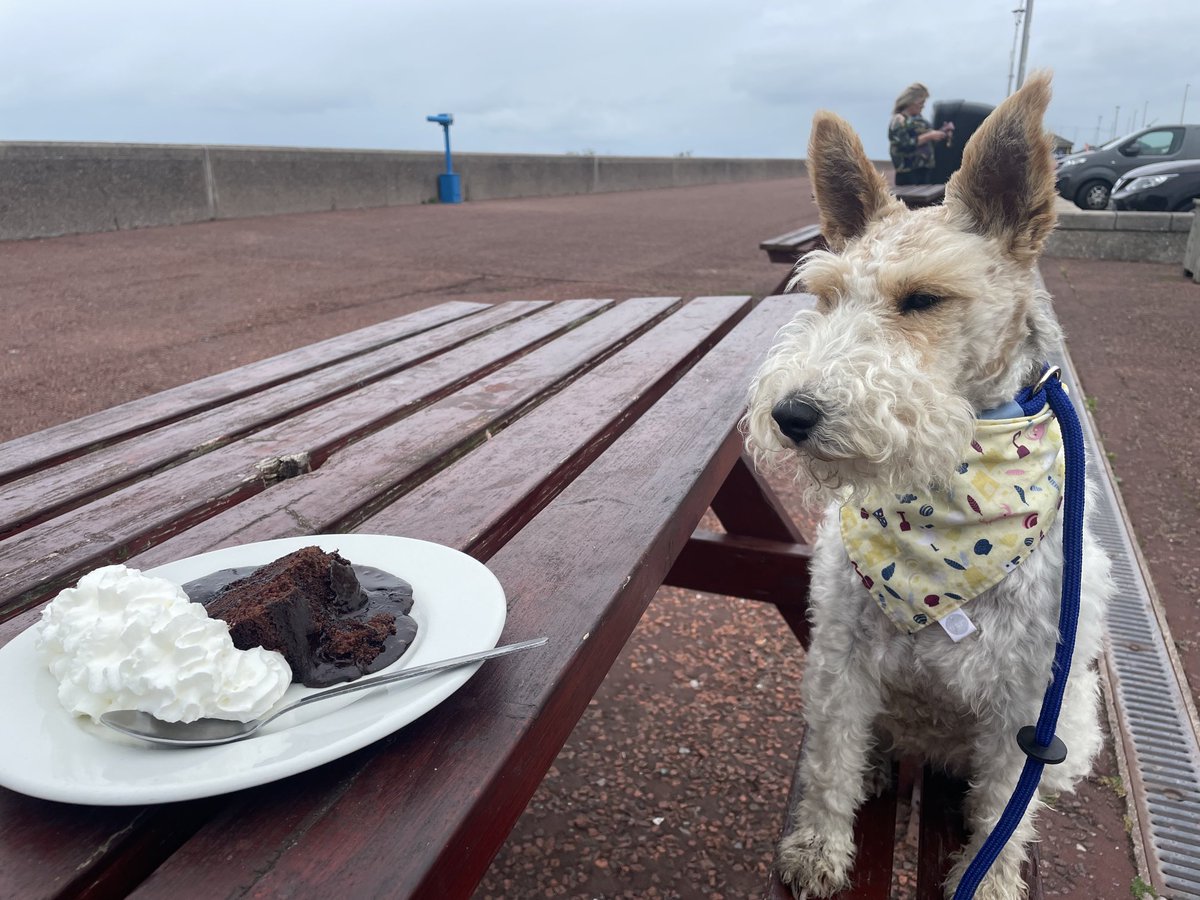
[945,71,1057,263]
[808,111,899,251]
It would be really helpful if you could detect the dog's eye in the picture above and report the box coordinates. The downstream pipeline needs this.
[900,293,942,314]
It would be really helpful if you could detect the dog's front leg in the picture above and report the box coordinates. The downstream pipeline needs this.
[945,729,1040,900]
[776,629,883,898]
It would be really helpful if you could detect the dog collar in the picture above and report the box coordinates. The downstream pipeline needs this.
[839,404,1065,634]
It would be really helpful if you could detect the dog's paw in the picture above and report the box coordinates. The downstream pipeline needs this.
[944,854,1027,900]
[864,757,893,798]
[775,827,854,898]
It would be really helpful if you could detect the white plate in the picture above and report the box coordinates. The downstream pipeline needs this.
[0,534,506,805]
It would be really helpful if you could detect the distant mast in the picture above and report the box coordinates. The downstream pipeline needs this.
[1015,0,1034,90]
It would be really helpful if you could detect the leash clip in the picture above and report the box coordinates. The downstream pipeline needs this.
[1029,365,1061,396]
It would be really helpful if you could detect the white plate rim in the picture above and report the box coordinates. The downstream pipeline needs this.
[0,534,506,805]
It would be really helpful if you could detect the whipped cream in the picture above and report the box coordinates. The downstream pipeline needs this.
[37,564,292,724]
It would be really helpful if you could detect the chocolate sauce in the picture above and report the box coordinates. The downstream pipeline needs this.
[183,563,419,687]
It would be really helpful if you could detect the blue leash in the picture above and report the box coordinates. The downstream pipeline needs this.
[952,365,1085,899]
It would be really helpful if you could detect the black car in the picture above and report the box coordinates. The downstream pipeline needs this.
[1110,159,1200,212]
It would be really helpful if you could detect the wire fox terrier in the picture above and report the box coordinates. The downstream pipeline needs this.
[745,74,1114,899]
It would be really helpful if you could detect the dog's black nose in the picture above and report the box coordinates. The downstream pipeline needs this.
[772,397,821,444]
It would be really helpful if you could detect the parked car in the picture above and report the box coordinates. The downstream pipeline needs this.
[1110,158,1200,211]
[1055,124,1200,210]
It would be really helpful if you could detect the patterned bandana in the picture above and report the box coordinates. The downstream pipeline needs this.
[839,405,1065,634]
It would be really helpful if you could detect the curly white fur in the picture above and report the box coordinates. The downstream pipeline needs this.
[746,294,975,505]
[750,74,1114,900]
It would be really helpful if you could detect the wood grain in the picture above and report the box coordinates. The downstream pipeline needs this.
[1,301,547,537]
[0,301,492,484]
[0,296,821,900]
[121,297,799,900]
[0,300,610,622]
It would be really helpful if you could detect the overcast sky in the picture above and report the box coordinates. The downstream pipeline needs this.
[1,0,1196,161]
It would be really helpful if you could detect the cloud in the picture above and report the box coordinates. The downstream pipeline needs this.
[0,0,1196,158]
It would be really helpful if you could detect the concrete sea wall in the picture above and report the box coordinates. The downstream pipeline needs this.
[0,142,807,241]
[1045,207,1195,264]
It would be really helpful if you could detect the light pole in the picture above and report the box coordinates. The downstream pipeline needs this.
[1015,0,1034,90]
[1184,84,1192,124]
[1006,6,1025,96]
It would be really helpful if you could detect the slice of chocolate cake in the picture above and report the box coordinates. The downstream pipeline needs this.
[193,546,417,687]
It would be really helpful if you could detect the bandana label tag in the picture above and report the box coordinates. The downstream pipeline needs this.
[939,609,978,642]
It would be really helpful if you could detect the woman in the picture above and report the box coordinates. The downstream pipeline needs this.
[888,83,949,185]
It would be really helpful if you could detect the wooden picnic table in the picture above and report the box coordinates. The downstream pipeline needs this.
[0,294,815,899]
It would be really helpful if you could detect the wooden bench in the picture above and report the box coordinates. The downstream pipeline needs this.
[760,223,827,266]
[759,225,827,293]
[892,183,947,208]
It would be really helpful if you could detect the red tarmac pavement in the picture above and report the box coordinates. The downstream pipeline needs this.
[4,179,1196,898]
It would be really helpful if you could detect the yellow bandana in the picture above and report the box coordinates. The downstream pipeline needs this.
[839,405,1065,634]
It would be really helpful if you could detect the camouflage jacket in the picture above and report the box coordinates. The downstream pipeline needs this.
[888,114,935,173]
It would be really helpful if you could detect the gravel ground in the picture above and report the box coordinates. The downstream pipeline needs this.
[2,182,1187,899]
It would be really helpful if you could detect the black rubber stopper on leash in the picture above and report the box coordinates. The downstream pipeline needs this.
[1016,725,1068,765]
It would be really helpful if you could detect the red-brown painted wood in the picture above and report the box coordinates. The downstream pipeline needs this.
[915,768,1043,900]
[118,297,799,900]
[916,768,969,900]
[0,295,824,900]
[0,790,221,900]
[663,529,812,608]
[766,739,899,900]
[0,301,493,484]
[358,296,754,554]
[1,301,552,538]
[708,445,817,646]
[131,295,689,566]
[710,454,811,545]
[892,184,946,208]
[0,296,743,654]
[0,300,611,622]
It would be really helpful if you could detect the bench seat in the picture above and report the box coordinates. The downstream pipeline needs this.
[892,183,947,208]
[759,223,827,265]
[765,737,1044,899]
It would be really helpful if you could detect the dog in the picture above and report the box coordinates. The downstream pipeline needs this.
[744,73,1114,900]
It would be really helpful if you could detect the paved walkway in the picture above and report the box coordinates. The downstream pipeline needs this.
[3,180,1196,898]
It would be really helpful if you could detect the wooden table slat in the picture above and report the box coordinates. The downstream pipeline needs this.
[664,529,812,607]
[710,455,810,545]
[0,299,612,622]
[130,296,688,567]
[119,297,797,900]
[1,301,564,538]
[360,295,753,555]
[0,300,494,484]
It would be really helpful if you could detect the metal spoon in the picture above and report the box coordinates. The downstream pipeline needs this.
[100,636,548,747]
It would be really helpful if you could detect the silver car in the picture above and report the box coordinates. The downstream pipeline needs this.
[1055,124,1200,210]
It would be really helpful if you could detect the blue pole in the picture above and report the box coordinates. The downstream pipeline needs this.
[426,113,461,203]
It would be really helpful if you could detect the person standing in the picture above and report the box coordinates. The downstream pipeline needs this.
[888,83,950,185]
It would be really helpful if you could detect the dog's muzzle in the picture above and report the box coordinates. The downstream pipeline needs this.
[771,396,821,445]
